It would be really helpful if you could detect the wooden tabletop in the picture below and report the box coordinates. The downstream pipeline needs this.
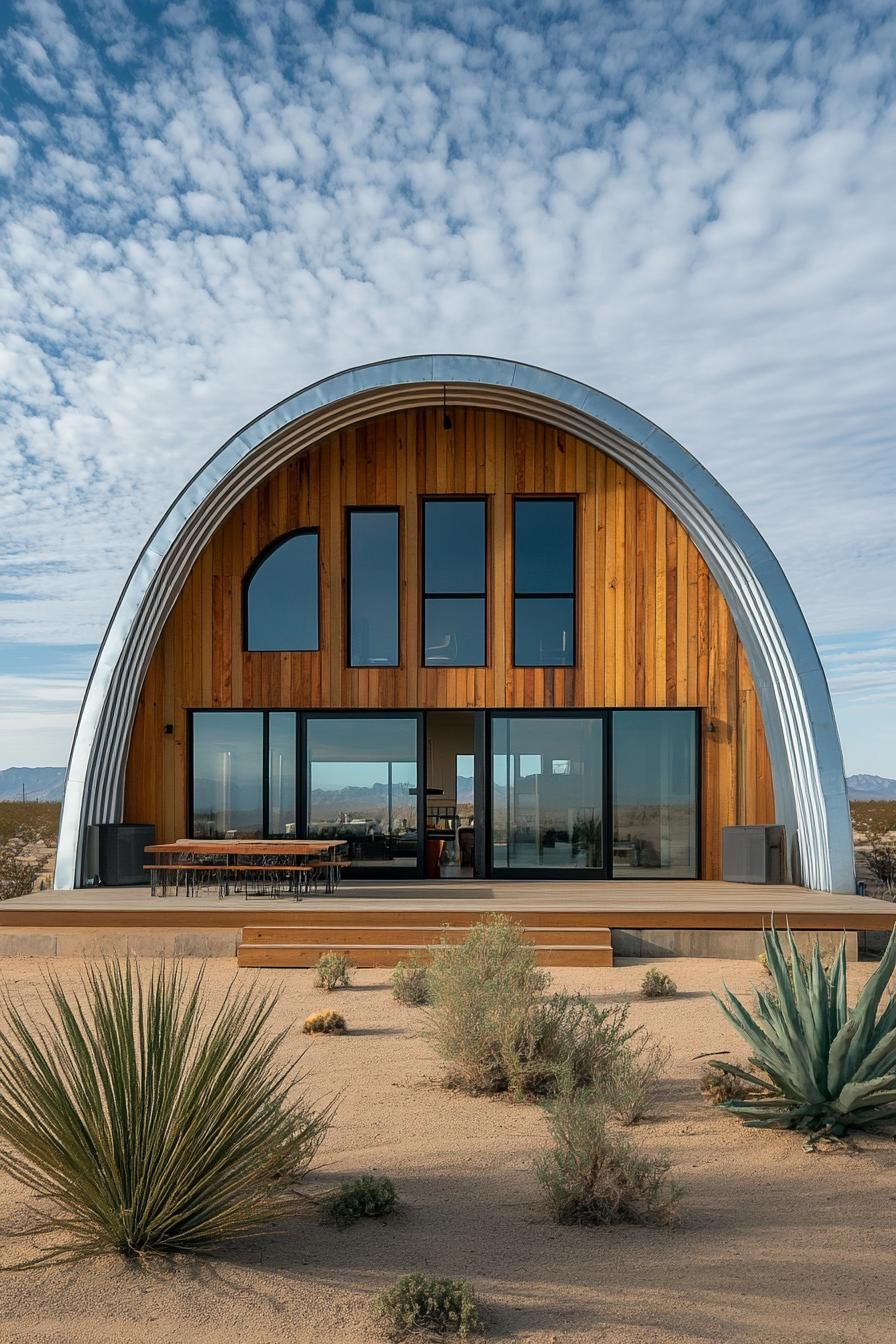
[145,839,348,855]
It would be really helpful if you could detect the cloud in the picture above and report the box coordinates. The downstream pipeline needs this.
[0,0,894,772]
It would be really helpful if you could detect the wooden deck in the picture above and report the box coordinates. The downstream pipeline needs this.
[1,880,893,932]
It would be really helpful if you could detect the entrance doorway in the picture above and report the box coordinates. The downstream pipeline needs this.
[423,711,480,878]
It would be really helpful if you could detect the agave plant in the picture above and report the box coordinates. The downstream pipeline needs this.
[0,958,332,1261]
[710,926,896,1136]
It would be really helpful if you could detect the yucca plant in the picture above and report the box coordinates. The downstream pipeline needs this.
[0,958,332,1262]
[710,926,896,1136]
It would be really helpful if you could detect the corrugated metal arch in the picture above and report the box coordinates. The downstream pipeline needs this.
[54,355,855,892]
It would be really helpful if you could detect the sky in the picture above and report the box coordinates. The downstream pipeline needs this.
[0,0,894,778]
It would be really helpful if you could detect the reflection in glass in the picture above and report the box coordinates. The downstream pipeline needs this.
[424,597,486,665]
[514,597,574,666]
[306,716,418,868]
[612,711,698,878]
[192,712,264,838]
[349,511,399,667]
[246,532,318,651]
[268,712,297,837]
[492,715,603,871]
[423,500,486,666]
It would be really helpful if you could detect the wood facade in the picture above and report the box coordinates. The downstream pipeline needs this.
[124,406,775,877]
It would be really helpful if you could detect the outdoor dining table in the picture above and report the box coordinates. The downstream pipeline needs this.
[144,839,349,899]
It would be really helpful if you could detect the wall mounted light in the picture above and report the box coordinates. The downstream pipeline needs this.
[706,720,717,734]
[164,723,174,735]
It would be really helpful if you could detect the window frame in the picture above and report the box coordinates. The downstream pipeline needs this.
[421,495,488,668]
[346,505,402,669]
[512,496,577,667]
[242,527,320,653]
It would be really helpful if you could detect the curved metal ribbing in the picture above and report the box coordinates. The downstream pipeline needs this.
[54,356,854,893]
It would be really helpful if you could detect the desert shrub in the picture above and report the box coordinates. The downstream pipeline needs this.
[711,925,896,1136]
[867,838,896,887]
[607,1034,671,1124]
[640,967,677,998]
[374,1273,485,1339]
[0,843,43,901]
[699,1060,767,1105]
[0,801,60,847]
[0,957,331,1261]
[320,1174,397,1226]
[536,1088,682,1226]
[314,951,352,991]
[392,953,431,1006]
[303,1010,347,1034]
[426,917,631,1097]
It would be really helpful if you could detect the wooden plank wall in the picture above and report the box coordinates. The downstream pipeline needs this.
[124,407,776,875]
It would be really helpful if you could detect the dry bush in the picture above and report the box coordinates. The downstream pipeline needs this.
[314,952,352,991]
[0,801,61,846]
[303,1010,347,1034]
[391,954,431,1006]
[607,1033,671,1124]
[426,916,631,1098]
[536,1088,682,1227]
[866,838,896,887]
[0,843,43,901]
[850,800,896,841]
[374,1273,485,1339]
[640,967,677,998]
[699,1060,766,1104]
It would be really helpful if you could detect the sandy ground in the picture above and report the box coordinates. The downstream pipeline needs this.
[0,955,893,1344]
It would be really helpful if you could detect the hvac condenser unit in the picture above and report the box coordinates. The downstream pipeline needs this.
[84,823,155,886]
[722,825,786,884]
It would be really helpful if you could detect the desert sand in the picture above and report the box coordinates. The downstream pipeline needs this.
[0,954,893,1344]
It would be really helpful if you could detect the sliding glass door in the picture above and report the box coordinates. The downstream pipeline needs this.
[612,710,698,878]
[490,714,607,876]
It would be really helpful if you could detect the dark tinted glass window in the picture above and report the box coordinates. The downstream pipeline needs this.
[349,511,399,667]
[423,500,486,665]
[268,712,297,837]
[513,499,575,666]
[246,532,318,651]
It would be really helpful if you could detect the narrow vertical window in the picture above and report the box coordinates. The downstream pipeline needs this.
[245,531,319,651]
[423,499,486,666]
[348,509,399,666]
[513,499,575,666]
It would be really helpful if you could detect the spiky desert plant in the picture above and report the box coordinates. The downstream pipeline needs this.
[0,958,331,1262]
[303,1010,347,1034]
[640,967,677,999]
[319,1173,397,1226]
[710,925,896,1136]
[374,1273,485,1339]
[314,951,352,991]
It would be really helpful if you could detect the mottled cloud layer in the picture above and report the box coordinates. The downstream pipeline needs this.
[1,0,894,772]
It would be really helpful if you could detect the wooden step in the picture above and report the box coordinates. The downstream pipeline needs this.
[236,941,614,969]
[240,924,613,948]
[236,909,620,930]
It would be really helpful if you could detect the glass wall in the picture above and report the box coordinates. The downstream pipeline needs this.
[305,716,418,868]
[612,710,698,878]
[348,510,399,666]
[192,712,265,838]
[246,532,319,651]
[514,499,575,666]
[268,712,297,836]
[491,715,604,872]
[423,499,486,665]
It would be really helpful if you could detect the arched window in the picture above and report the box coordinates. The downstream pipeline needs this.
[244,530,319,651]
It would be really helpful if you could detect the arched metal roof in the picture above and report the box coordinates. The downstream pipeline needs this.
[54,355,855,892]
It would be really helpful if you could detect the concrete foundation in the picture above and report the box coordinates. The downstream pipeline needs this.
[611,928,858,961]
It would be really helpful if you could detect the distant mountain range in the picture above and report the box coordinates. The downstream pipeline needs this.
[846,774,896,801]
[2,766,895,807]
[0,766,66,802]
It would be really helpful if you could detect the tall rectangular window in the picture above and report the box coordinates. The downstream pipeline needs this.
[423,499,486,666]
[348,509,399,667]
[612,710,698,878]
[513,499,575,666]
[191,712,264,839]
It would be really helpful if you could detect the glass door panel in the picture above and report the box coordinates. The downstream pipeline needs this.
[305,715,419,872]
[491,715,606,874]
[192,711,264,838]
[612,710,698,878]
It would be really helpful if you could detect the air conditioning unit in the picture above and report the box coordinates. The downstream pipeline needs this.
[722,825,786,884]
[84,824,155,886]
